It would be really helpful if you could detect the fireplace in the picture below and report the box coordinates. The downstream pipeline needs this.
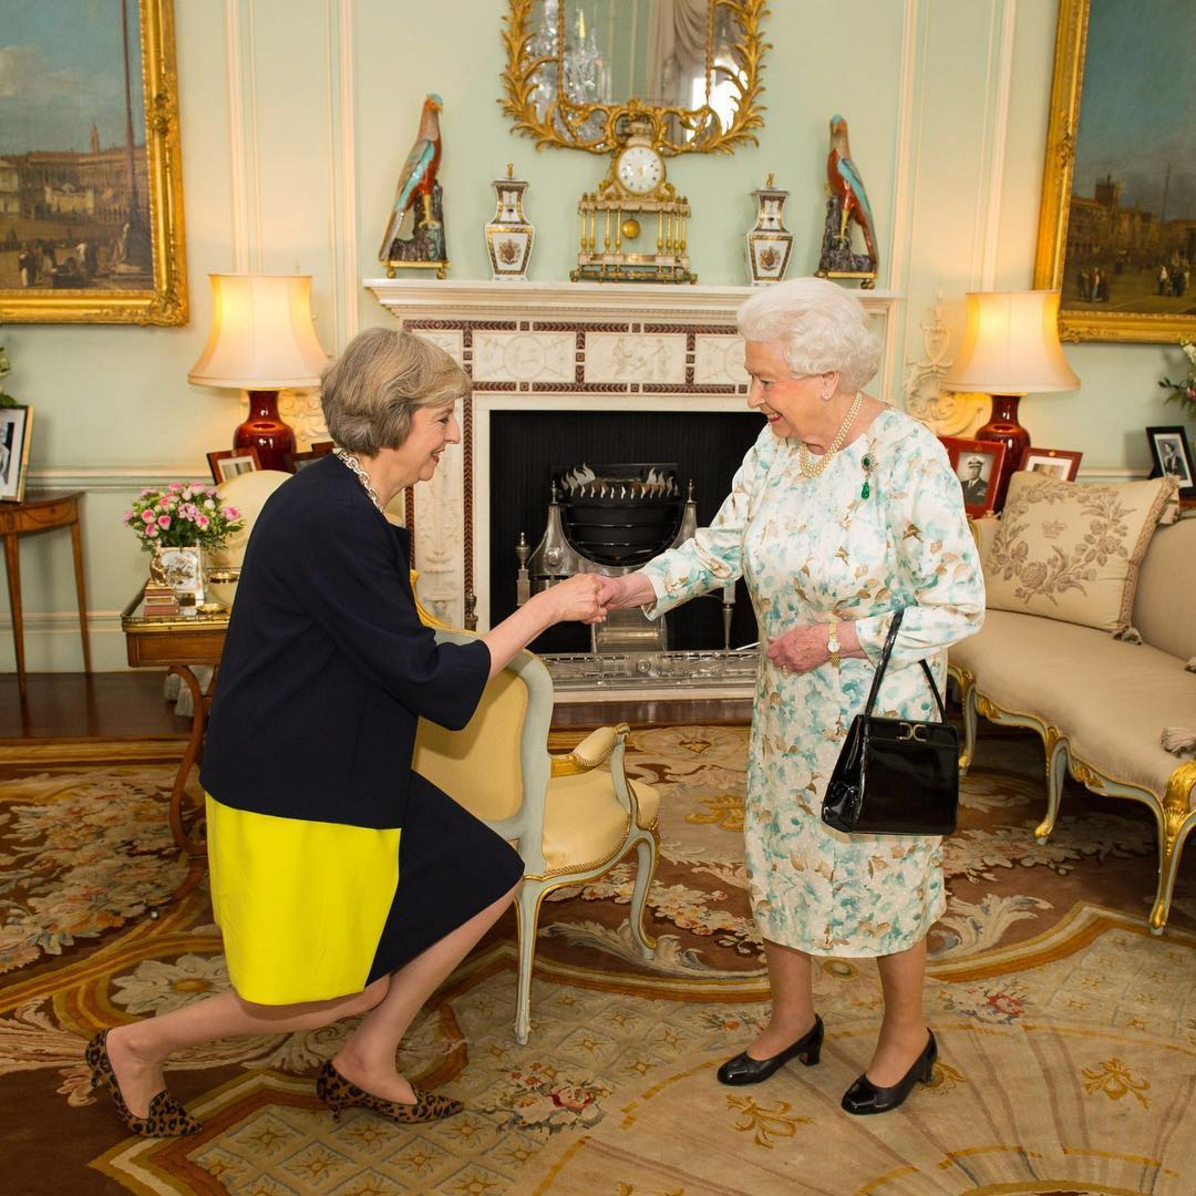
[490,409,762,655]
[363,280,898,691]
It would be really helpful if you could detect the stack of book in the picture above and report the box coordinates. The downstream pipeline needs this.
[143,583,179,620]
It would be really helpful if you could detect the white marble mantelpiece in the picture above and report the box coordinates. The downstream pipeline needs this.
[366,278,900,327]
[364,279,902,629]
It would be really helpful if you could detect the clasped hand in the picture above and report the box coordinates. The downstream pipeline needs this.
[546,572,653,625]
[547,573,609,624]
[766,623,831,673]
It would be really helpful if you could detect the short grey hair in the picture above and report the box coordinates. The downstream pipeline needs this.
[737,277,882,394]
[321,327,469,455]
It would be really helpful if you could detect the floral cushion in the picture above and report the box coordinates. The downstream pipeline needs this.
[984,473,1178,633]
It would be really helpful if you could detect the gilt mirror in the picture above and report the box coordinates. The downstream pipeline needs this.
[502,0,770,154]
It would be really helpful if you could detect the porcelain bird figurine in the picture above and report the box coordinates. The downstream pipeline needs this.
[827,114,878,268]
[377,93,443,261]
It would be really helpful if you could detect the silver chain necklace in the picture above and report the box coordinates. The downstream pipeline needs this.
[334,448,382,510]
[797,391,864,479]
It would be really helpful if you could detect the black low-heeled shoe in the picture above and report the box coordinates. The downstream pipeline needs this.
[716,1015,824,1086]
[841,1029,937,1115]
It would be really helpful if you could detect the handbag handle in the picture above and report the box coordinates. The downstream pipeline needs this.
[859,609,948,724]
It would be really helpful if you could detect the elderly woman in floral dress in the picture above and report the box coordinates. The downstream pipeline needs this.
[597,278,984,1114]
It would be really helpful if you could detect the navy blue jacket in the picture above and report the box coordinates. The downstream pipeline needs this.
[200,454,490,830]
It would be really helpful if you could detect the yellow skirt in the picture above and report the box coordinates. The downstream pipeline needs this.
[205,773,524,1005]
[206,794,400,1004]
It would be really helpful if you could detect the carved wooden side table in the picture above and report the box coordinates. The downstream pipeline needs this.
[0,490,92,697]
[121,591,229,905]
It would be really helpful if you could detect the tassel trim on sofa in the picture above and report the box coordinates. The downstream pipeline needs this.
[1186,657,1196,673]
[1112,624,1142,644]
[1162,727,1196,756]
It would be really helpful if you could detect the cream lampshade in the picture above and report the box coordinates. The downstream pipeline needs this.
[941,290,1079,511]
[188,274,328,472]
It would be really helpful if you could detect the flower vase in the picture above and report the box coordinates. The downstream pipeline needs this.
[149,545,206,606]
[485,164,535,281]
[746,175,793,286]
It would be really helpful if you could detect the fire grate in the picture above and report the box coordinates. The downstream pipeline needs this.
[541,648,759,692]
[557,463,684,568]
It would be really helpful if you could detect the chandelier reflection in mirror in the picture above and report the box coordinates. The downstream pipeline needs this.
[528,3,607,104]
[503,0,769,155]
[526,0,610,142]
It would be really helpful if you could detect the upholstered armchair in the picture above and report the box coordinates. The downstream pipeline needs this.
[412,629,661,1043]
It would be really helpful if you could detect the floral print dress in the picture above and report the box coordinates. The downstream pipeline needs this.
[640,408,984,956]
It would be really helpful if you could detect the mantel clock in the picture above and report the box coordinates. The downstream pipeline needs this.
[571,117,694,284]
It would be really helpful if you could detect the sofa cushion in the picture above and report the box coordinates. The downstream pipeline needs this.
[951,609,1196,799]
[984,473,1176,633]
[1132,516,1196,663]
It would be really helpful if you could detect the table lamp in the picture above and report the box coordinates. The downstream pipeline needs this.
[188,274,328,472]
[940,289,1079,511]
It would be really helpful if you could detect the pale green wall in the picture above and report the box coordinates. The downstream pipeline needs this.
[2,0,1191,675]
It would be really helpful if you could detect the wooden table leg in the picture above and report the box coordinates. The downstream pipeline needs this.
[68,518,92,674]
[150,664,210,909]
[2,531,25,699]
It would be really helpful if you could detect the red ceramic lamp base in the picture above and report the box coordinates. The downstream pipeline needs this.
[976,394,1030,513]
[234,389,295,473]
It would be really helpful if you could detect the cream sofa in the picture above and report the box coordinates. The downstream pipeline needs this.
[949,506,1196,933]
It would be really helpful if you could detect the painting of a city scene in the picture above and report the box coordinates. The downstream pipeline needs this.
[1035,0,1195,343]
[0,1,187,325]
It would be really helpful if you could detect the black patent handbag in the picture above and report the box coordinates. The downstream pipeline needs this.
[821,609,959,837]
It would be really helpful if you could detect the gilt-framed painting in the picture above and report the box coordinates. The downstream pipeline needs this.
[0,0,187,325]
[1033,0,1195,344]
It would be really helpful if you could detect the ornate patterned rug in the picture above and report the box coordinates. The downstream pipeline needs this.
[1,725,1193,1195]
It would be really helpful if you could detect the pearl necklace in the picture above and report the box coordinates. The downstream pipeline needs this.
[797,391,864,479]
[334,448,383,510]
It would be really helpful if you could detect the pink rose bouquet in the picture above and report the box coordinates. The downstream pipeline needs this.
[123,482,244,551]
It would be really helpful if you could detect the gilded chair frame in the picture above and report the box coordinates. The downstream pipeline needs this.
[951,664,1196,934]
[423,629,660,1043]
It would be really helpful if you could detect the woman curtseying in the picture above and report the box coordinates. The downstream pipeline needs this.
[88,328,606,1136]
[597,277,984,1115]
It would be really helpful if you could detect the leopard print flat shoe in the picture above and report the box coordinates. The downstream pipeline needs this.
[85,1031,202,1138]
[316,1060,463,1124]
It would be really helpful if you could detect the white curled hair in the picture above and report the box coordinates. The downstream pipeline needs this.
[737,277,882,394]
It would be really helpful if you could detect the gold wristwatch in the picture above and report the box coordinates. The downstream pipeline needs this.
[827,620,842,669]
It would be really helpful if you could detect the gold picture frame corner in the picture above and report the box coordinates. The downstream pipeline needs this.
[0,0,188,327]
[1034,0,1195,346]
